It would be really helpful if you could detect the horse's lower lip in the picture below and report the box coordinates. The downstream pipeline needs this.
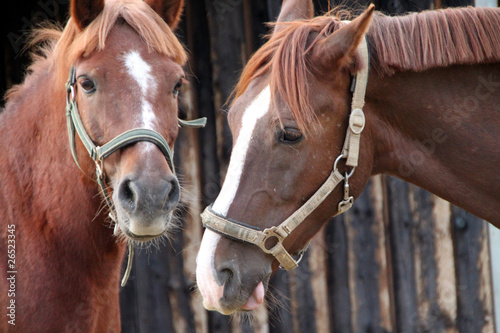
[120,227,164,242]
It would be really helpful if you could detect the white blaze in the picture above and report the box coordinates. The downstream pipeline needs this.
[212,85,271,216]
[123,51,157,130]
[196,85,271,311]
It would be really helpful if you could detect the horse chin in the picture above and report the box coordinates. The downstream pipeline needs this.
[120,227,165,242]
[114,211,172,243]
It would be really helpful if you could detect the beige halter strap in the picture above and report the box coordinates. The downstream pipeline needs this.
[201,37,369,270]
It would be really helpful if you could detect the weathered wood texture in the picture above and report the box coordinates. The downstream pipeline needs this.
[1,0,497,332]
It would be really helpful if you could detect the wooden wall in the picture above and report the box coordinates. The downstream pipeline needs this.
[1,0,497,332]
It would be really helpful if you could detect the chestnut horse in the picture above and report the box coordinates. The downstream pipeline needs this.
[0,0,197,331]
[196,0,500,315]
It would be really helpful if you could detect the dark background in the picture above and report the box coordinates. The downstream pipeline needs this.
[2,0,498,332]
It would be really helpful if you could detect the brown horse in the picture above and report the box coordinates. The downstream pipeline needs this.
[0,0,190,331]
[196,0,500,315]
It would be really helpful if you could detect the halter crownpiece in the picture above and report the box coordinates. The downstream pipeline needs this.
[65,66,207,286]
[201,37,369,271]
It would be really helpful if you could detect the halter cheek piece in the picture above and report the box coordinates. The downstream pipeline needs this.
[65,66,206,285]
[201,37,369,271]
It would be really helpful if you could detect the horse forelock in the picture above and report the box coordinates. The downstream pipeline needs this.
[7,0,187,100]
[233,6,500,132]
[233,16,342,134]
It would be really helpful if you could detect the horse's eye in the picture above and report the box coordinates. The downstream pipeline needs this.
[279,128,303,144]
[79,78,96,93]
[173,79,183,97]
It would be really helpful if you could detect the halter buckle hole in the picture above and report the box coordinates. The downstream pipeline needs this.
[264,236,280,251]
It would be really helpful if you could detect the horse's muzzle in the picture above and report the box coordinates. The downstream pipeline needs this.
[114,174,180,238]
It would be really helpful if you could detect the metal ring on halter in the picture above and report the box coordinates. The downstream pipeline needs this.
[333,153,356,179]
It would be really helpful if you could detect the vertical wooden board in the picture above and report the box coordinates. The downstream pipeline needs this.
[203,0,247,175]
[325,215,351,333]
[289,251,318,333]
[344,177,388,333]
[134,248,174,333]
[488,225,500,333]
[370,175,393,332]
[385,177,418,332]
[432,196,457,333]
[167,226,198,333]
[309,228,331,333]
[478,226,495,333]
[184,0,221,207]
[451,207,494,332]
[408,186,448,332]
[268,270,293,333]
[120,264,140,333]
[176,23,210,329]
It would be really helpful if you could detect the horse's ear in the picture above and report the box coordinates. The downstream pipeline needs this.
[311,5,375,72]
[146,0,184,30]
[70,0,105,31]
[275,0,314,33]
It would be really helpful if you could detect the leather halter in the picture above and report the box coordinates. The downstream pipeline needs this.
[65,66,206,285]
[201,37,369,271]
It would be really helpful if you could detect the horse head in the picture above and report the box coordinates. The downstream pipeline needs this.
[65,0,187,241]
[196,0,375,314]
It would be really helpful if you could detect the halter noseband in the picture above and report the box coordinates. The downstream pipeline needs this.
[65,66,206,285]
[201,37,369,271]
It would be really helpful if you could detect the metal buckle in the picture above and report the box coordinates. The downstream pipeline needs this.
[338,172,354,213]
[260,226,286,254]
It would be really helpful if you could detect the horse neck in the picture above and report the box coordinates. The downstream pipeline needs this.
[1,64,124,265]
[367,63,500,224]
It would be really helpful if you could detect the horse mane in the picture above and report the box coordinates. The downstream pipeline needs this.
[233,6,500,132]
[6,0,187,101]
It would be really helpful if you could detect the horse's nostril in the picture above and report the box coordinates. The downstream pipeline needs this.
[163,178,180,212]
[218,268,233,286]
[217,262,241,307]
[118,179,137,211]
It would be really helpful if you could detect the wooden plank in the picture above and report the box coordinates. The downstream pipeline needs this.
[134,248,175,333]
[290,252,318,333]
[184,0,221,207]
[309,229,331,333]
[344,177,390,332]
[268,270,293,333]
[371,175,393,332]
[488,225,500,333]
[451,207,495,332]
[325,215,351,333]
[385,177,418,332]
[432,196,457,333]
[120,264,140,333]
[408,186,447,332]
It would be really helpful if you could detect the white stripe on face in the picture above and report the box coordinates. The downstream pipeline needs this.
[196,85,271,311]
[123,51,157,130]
[212,85,271,216]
